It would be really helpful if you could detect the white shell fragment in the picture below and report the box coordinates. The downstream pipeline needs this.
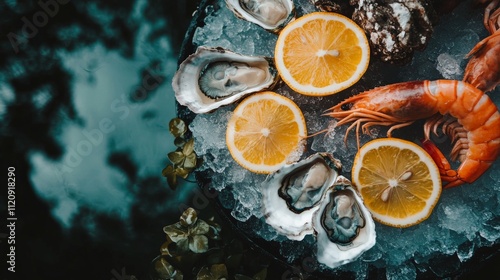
[173,46,279,114]
[225,0,295,32]
[313,178,376,269]
[262,153,342,241]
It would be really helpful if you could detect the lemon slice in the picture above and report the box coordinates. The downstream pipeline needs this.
[275,12,370,96]
[351,138,442,228]
[226,91,307,174]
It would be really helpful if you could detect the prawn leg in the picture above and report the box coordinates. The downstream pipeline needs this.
[421,139,466,188]
[327,80,500,188]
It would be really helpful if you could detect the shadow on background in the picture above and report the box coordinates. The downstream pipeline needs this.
[0,1,200,279]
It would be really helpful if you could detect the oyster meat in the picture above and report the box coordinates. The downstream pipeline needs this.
[173,47,279,114]
[226,0,295,32]
[313,178,376,269]
[262,153,342,240]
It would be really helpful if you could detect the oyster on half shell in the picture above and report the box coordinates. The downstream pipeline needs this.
[262,153,342,241]
[226,0,295,32]
[173,47,279,114]
[313,177,376,269]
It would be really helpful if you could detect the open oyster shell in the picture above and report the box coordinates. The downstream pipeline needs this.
[261,153,342,241]
[313,177,376,269]
[173,46,279,114]
[225,0,295,33]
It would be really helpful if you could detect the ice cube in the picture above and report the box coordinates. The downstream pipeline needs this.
[386,262,416,280]
[218,187,235,209]
[254,220,281,241]
[479,218,500,242]
[428,254,461,278]
[190,107,231,154]
[296,0,319,14]
[436,53,463,79]
[231,202,253,222]
[457,241,475,262]
[192,1,275,56]
[360,245,382,263]
[228,173,267,222]
[437,201,478,241]
[186,0,500,275]
[309,121,342,156]
[337,261,369,279]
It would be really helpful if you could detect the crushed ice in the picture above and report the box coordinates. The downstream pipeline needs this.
[187,0,500,278]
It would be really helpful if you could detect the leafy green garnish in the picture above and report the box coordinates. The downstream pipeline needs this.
[154,208,270,280]
[162,118,199,189]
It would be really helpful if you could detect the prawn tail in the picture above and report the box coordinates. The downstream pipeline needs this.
[421,139,465,188]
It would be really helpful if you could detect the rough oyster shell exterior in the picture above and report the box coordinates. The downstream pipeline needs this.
[351,0,436,64]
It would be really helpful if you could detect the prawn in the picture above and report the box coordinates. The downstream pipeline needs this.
[463,0,500,92]
[325,80,500,188]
